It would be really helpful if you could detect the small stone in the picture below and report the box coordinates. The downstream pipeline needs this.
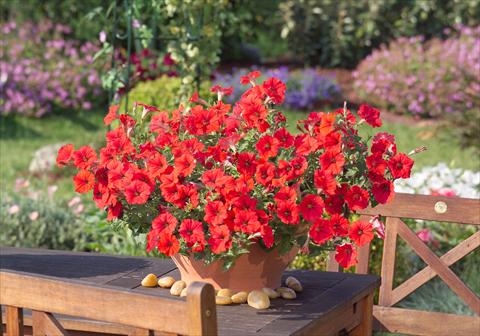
[286,276,303,292]
[262,287,280,299]
[217,288,233,298]
[158,276,176,288]
[141,273,157,287]
[215,296,232,305]
[247,290,270,309]
[180,287,188,297]
[231,291,248,304]
[278,287,296,299]
[170,280,186,296]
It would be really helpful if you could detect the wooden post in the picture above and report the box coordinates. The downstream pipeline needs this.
[186,282,217,336]
[6,306,23,336]
[350,294,374,336]
[378,217,398,306]
[32,311,68,336]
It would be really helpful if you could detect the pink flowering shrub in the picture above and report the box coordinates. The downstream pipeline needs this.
[353,26,480,119]
[0,21,103,117]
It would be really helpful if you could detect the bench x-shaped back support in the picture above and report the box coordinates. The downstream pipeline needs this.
[327,193,480,335]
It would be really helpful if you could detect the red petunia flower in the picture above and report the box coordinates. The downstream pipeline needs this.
[372,179,395,204]
[236,152,257,176]
[314,170,337,195]
[73,146,97,170]
[260,224,274,248]
[358,104,382,128]
[294,134,319,156]
[335,243,358,269]
[152,212,178,233]
[256,135,279,159]
[274,128,294,148]
[345,185,370,211]
[124,180,151,204]
[299,194,324,222]
[147,153,169,178]
[366,153,387,175]
[56,144,74,167]
[320,149,345,176]
[262,77,286,104]
[204,201,228,226]
[210,85,233,98]
[172,184,199,209]
[208,225,232,254]
[174,153,196,177]
[290,156,308,178]
[73,170,94,193]
[330,214,349,237]
[107,201,123,221]
[274,186,298,204]
[255,162,275,187]
[309,219,333,245]
[156,232,180,256]
[349,220,374,247]
[388,153,414,179]
[276,200,299,225]
[179,219,206,252]
[233,210,262,234]
[240,70,261,85]
[371,132,396,156]
[324,194,344,215]
[104,105,119,126]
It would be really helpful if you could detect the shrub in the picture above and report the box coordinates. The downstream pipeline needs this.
[120,76,212,112]
[353,26,480,120]
[0,189,87,250]
[279,0,480,68]
[214,67,342,110]
[0,21,103,117]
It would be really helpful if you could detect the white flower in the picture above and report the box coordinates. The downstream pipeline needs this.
[8,204,20,215]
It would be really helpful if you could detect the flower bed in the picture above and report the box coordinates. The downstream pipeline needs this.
[214,67,342,110]
[0,21,102,117]
[353,26,480,119]
[394,162,480,199]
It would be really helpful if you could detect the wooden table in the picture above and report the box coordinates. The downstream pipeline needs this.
[0,247,379,336]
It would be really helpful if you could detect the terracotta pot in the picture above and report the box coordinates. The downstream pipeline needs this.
[172,245,298,292]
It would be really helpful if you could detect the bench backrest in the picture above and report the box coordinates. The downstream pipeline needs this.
[0,270,217,336]
[327,193,480,336]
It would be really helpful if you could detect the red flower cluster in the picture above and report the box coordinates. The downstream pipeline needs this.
[58,71,414,269]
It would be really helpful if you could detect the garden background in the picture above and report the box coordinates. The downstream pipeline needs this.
[1,0,479,328]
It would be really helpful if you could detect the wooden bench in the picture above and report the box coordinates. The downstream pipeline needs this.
[0,270,217,336]
[328,193,480,336]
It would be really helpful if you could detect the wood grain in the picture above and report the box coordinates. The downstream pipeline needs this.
[32,311,68,336]
[358,193,480,225]
[390,230,480,306]
[349,294,374,336]
[374,306,480,336]
[378,217,398,307]
[186,282,217,336]
[6,306,23,336]
[0,270,189,335]
[396,219,480,315]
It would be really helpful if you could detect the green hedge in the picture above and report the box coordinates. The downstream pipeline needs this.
[279,0,480,68]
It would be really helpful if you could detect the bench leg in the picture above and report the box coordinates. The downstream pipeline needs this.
[350,294,374,336]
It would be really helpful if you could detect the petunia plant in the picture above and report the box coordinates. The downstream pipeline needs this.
[57,71,414,269]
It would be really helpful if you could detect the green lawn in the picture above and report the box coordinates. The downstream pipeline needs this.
[0,110,106,199]
[1,109,478,202]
